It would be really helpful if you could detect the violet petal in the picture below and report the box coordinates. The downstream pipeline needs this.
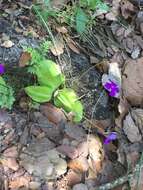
[104,132,117,144]
[104,82,112,90]
[0,64,5,75]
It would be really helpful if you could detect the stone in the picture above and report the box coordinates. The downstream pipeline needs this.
[72,183,88,190]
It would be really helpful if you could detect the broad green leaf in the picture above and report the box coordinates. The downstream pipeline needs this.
[25,86,53,103]
[54,88,83,122]
[76,8,89,34]
[0,76,6,85]
[87,0,97,9]
[35,59,65,92]
[72,100,83,122]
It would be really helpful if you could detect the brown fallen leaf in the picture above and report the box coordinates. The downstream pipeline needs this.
[0,158,19,171]
[88,135,104,174]
[67,39,80,54]
[66,169,82,186]
[131,108,143,136]
[9,176,30,189]
[77,141,89,158]
[105,0,121,21]
[3,146,18,158]
[50,0,69,9]
[19,52,31,67]
[56,26,68,34]
[68,156,89,172]
[122,58,143,106]
[50,34,64,56]
[115,96,129,128]
[123,112,142,142]
[40,103,66,124]
[120,0,135,19]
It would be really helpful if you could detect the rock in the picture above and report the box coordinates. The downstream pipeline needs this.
[1,33,10,41]
[72,183,88,190]
[29,181,41,190]
[20,140,67,179]
[55,158,67,176]
[131,47,140,59]
[64,124,86,142]
[1,40,14,48]
[33,112,63,142]
[57,145,79,159]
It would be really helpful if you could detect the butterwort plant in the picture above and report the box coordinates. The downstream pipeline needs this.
[25,46,83,122]
[0,64,5,75]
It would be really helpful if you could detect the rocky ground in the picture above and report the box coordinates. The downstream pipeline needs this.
[0,0,143,190]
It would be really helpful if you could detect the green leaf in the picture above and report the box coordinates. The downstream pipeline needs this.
[25,86,53,103]
[54,88,83,122]
[76,8,89,34]
[35,59,65,92]
[97,2,109,13]
[72,100,83,122]
[0,77,15,109]
[0,76,6,85]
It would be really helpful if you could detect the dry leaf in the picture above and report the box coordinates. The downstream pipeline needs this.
[67,39,80,54]
[68,156,89,172]
[40,103,66,124]
[131,108,143,136]
[50,34,64,56]
[50,0,69,9]
[88,135,104,174]
[90,56,99,64]
[9,176,30,189]
[122,58,143,105]
[105,0,121,21]
[121,0,135,19]
[19,52,31,67]
[3,146,18,158]
[115,97,129,128]
[66,169,82,186]
[56,26,68,34]
[123,112,142,142]
[1,158,19,171]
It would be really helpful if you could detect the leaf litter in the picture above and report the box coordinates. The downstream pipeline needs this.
[0,0,143,190]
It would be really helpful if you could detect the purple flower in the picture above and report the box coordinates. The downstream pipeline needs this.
[104,80,119,97]
[104,132,117,144]
[0,64,5,75]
